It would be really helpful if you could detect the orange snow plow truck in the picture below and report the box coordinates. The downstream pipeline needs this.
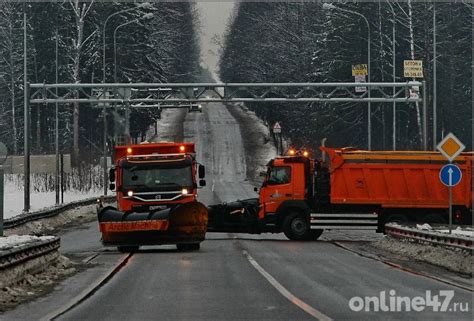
[207,147,473,240]
[97,142,207,252]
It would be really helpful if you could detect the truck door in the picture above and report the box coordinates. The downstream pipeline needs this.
[260,165,293,215]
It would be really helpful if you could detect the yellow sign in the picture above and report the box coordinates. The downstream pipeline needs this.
[352,64,368,76]
[404,60,423,78]
[436,133,465,162]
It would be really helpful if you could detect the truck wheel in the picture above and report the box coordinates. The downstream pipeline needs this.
[310,229,323,241]
[283,213,312,241]
[117,245,139,253]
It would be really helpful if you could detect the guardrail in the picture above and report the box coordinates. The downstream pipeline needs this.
[0,236,60,288]
[385,223,473,251]
[4,196,115,230]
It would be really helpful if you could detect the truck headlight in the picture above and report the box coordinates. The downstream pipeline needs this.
[127,190,134,197]
[181,188,188,195]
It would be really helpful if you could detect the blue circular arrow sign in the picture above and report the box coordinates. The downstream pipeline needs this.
[439,164,462,187]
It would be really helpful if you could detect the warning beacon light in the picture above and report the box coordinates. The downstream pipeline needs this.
[288,149,296,156]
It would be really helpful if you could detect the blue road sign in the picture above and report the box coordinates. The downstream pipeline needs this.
[439,164,462,187]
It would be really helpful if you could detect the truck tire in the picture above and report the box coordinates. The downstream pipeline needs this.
[283,213,312,241]
[117,245,139,253]
[176,243,200,252]
[310,229,324,241]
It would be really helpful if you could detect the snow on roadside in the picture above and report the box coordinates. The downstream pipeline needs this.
[415,223,474,238]
[437,228,474,238]
[145,108,187,142]
[4,181,101,220]
[225,103,277,185]
[373,235,471,275]
[0,235,55,251]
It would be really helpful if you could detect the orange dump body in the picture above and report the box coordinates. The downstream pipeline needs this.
[322,147,473,209]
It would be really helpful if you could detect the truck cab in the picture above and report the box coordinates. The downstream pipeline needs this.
[111,142,205,213]
[257,155,323,240]
[259,157,308,217]
[98,142,208,251]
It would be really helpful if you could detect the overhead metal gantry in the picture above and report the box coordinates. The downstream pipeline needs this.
[23,81,427,211]
[29,81,423,104]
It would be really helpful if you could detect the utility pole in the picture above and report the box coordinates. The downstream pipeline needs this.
[55,29,60,204]
[432,3,437,150]
[23,12,30,212]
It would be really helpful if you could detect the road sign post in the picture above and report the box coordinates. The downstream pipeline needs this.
[437,133,465,234]
[273,122,282,155]
[0,142,8,237]
[439,164,462,234]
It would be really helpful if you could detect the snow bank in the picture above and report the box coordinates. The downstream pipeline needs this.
[415,223,474,238]
[4,182,101,220]
[373,235,471,275]
[0,235,55,251]
[436,227,474,238]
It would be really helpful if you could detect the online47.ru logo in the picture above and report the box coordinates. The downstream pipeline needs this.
[349,290,469,312]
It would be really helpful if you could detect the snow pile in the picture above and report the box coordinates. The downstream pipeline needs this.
[374,235,471,275]
[414,223,474,238]
[437,227,474,238]
[0,235,56,251]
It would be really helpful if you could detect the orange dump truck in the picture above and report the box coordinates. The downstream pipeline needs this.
[208,147,473,240]
[97,142,208,252]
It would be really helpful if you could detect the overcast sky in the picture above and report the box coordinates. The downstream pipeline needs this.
[195,2,236,81]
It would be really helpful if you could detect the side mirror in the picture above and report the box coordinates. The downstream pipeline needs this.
[109,183,116,191]
[109,168,116,182]
[253,187,258,193]
[198,165,205,179]
[199,179,206,187]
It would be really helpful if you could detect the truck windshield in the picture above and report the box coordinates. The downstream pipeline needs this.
[266,166,291,185]
[122,166,193,191]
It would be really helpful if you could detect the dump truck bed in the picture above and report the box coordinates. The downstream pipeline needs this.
[322,148,473,209]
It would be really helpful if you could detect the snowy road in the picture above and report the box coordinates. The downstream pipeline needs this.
[184,103,258,205]
[3,103,472,321]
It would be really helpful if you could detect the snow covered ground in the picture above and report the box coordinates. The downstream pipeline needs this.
[4,180,101,220]
[0,235,56,251]
[416,223,474,238]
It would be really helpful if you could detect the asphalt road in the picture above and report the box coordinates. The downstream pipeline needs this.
[3,103,472,321]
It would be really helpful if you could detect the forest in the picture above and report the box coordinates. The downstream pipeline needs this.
[219,1,472,152]
[0,1,202,163]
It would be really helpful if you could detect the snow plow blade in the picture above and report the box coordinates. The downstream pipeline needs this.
[97,201,208,246]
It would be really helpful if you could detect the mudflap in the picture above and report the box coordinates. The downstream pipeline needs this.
[207,198,261,233]
[97,202,208,247]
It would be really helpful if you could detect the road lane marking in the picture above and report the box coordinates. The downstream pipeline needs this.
[242,250,333,321]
